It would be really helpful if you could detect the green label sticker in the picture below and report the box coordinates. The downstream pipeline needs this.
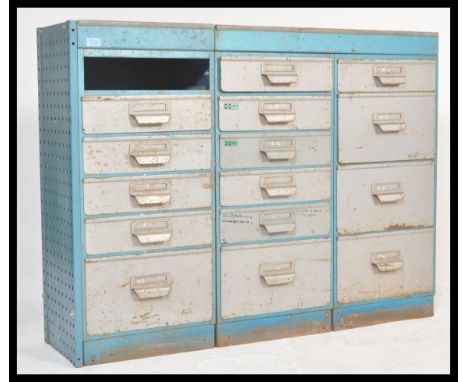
[223,103,239,110]
[224,140,238,147]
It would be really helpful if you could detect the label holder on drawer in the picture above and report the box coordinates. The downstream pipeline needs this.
[371,182,404,203]
[259,261,296,286]
[130,273,173,299]
[131,219,172,244]
[259,210,296,234]
[129,101,171,126]
[370,251,404,272]
[260,175,297,197]
[261,62,298,85]
[373,64,406,86]
[129,141,171,165]
[372,112,406,133]
[129,181,171,205]
[258,102,296,124]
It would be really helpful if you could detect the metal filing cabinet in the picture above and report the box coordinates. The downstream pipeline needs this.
[37,21,438,366]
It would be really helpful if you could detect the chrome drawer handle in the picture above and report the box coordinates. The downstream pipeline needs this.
[258,103,296,124]
[259,261,295,286]
[129,142,171,165]
[371,182,404,203]
[130,273,173,299]
[129,181,171,205]
[131,219,172,244]
[129,101,171,125]
[371,251,403,272]
[373,113,406,133]
[260,138,296,161]
[260,175,297,197]
[373,64,406,86]
[261,62,298,85]
[260,210,295,234]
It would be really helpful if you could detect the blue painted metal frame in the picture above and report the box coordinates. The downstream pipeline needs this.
[74,36,217,363]
[215,28,437,55]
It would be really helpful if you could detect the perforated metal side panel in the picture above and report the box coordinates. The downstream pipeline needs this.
[37,22,80,365]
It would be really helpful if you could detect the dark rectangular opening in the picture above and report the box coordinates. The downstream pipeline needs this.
[84,57,210,90]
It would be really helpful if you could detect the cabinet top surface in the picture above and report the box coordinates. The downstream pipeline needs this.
[76,20,438,36]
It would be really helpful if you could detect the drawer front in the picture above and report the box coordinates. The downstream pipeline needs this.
[337,229,434,304]
[220,168,331,207]
[219,96,331,132]
[83,173,212,215]
[338,93,435,164]
[85,211,212,255]
[86,249,213,336]
[221,239,331,319]
[220,203,330,244]
[82,95,211,134]
[220,132,331,169]
[338,60,436,93]
[337,162,434,235]
[83,135,211,175]
[220,56,332,92]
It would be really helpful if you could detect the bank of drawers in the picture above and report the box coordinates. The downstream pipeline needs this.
[82,94,214,335]
[218,56,333,319]
[337,59,436,305]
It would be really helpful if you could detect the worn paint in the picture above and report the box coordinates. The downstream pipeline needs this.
[216,310,331,346]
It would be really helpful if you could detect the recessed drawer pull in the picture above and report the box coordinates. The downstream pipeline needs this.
[129,142,171,165]
[371,182,404,203]
[260,175,297,197]
[129,181,171,205]
[371,251,403,272]
[130,273,173,299]
[261,62,298,85]
[259,261,295,286]
[373,64,406,86]
[373,112,406,133]
[129,102,171,125]
[260,210,295,234]
[131,220,172,244]
[258,102,296,124]
[259,138,296,161]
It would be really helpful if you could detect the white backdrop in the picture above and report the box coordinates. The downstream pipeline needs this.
[17,8,451,374]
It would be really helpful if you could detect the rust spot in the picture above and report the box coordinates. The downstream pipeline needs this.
[203,183,212,189]
[384,223,426,231]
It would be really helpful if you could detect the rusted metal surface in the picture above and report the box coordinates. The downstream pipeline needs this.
[216,311,332,347]
[338,60,436,93]
[337,161,434,235]
[219,96,331,132]
[82,95,212,134]
[220,57,332,92]
[84,324,215,365]
[221,240,331,319]
[337,229,433,304]
[338,92,435,164]
[85,250,213,336]
[333,303,434,331]
[220,168,330,207]
[85,211,212,255]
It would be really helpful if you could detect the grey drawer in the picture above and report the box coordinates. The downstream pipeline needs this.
[338,59,436,93]
[221,239,331,319]
[220,168,331,207]
[219,96,331,131]
[83,173,212,215]
[338,93,435,164]
[82,95,211,134]
[86,249,213,336]
[85,211,212,255]
[83,135,211,175]
[337,229,434,304]
[220,203,330,244]
[220,132,331,169]
[337,162,434,235]
[220,56,332,92]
